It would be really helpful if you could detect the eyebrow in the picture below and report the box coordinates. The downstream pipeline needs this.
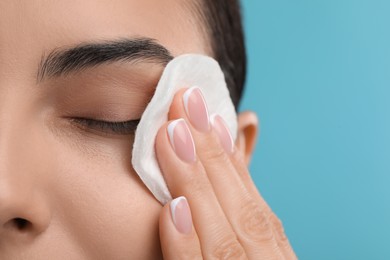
[36,37,173,83]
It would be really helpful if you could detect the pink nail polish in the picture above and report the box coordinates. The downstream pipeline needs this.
[211,114,234,154]
[167,119,196,163]
[183,86,210,132]
[170,196,192,235]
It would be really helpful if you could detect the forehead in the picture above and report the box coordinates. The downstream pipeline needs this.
[0,0,207,80]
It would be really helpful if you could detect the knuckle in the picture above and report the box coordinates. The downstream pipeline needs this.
[201,141,228,162]
[269,212,289,244]
[176,248,203,260]
[210,236,246,260]
[237,200,274,242]
[182,168,209,192]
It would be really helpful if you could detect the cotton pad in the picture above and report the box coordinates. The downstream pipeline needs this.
[132,54,237,205]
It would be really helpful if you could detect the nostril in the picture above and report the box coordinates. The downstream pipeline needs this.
[13,218,31,230]
[3,218,32,231]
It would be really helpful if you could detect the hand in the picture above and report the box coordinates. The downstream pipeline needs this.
[156,87,296,259]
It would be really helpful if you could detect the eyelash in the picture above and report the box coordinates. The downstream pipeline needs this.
[70,118,140,135]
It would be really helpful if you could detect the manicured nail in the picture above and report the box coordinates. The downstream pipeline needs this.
[211,114,234,154]
[183,86,210,132]
[167,119,196,163]
[170,196,192,235]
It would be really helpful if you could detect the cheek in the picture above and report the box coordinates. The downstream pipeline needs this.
[45,135,163,259]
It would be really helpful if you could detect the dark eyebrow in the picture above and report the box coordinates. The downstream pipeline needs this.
[36,37,173,83]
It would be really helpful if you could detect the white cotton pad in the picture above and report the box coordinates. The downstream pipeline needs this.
[132,54,237,205]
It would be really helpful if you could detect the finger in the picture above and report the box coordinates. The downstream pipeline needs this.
[229,112,271,211]
[268,212,297,259]
[155,119,247,259]
[167,87,283,259]
[226,110,296,258]
[231,150,297,259]
[159,196,202,260]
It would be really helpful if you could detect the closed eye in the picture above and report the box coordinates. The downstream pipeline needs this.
[69,117,140,135]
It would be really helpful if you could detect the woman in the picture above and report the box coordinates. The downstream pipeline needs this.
[0,0,296,259]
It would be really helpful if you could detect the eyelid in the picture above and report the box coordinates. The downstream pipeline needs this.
[69,117,140,135]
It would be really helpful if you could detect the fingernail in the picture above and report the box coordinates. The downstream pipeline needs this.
[211,114,234,154]
[183,86,210,132]
[167,119,196,163]
[170,196,192,235]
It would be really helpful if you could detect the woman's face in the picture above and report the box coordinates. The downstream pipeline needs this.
[0,1,209,259]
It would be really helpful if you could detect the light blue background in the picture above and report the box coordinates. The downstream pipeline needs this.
[240,1,390,259]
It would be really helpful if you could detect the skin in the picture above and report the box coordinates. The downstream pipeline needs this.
[0,0,295,259]
[157,89,296,259]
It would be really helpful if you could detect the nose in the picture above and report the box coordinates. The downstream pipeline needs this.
[0,114,52,241]
[0,183,51,238]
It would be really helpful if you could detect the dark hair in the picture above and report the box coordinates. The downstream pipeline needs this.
[196,0,246,110]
